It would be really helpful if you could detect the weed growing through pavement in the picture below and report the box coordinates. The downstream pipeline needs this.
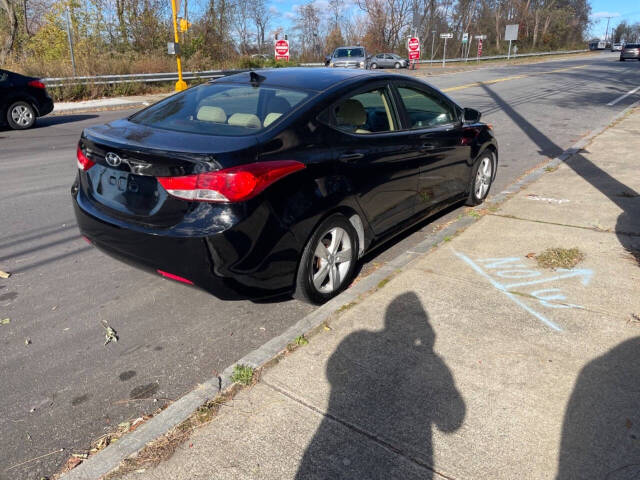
[231,364,254,386]
[545,165,559,173]
[535,247,585,269]
[467,209,481,218]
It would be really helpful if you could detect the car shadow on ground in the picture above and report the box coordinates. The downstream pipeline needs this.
[295,291,465,478]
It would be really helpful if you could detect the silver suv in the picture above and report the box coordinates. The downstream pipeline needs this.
[328,46,368,69]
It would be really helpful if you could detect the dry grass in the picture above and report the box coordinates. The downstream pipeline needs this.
[535,247,585,269]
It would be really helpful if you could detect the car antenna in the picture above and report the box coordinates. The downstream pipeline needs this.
[249,71,266,87]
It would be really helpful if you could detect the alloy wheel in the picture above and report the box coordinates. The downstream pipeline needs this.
[312,227,352,294]
[11,104,34,127]
[474,156,493,199]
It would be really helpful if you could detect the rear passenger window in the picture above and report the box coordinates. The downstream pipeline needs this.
[397,87,455,129]
[130,83,310,136]
[323,88,396,134]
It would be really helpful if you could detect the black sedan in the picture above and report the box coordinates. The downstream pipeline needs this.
[72,68,497,304]
[0,68,54,129]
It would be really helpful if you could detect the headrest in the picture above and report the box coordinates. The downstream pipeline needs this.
[227,113,261,129]
[196,106,226,123]
[336,99,366,127]
[263,112,282,127]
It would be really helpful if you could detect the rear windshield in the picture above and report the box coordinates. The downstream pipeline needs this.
[625,44,640,48]
[130,83,310,136]
[335,48,364,58]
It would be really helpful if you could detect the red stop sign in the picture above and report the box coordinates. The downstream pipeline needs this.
[408,37,420,60]
[275,39,289,60]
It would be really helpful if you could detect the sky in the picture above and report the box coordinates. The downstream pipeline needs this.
[267,0,640,40]
[582,0,640,39]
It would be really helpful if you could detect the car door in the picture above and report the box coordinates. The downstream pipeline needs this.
[0,70,10,112]
[322,83,420,236]
[391,81,471,210]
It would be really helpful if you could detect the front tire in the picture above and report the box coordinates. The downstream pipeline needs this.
[466,150,496,206]
[294,214,359,305]
[370,63,378,69]
[394,62,401,69]
[7,101,36,130]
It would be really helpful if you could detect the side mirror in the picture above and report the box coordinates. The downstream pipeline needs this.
[463,107,481,123]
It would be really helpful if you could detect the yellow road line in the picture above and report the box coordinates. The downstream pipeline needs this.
[442,64,587,93]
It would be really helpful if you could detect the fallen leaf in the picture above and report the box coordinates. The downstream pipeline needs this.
[525,252,536,259]
[25,338,31,345]
[117,421,131,430]
[71,453,88,459]
[1,318,10,325]
[102,321,118,346]
[0,270,11,279]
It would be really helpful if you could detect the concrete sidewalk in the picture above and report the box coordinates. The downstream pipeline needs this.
[111,109,640,480]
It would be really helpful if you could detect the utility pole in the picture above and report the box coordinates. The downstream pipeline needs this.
[603,16,613,45]
[65,5,77,76]
[170,0,187,91]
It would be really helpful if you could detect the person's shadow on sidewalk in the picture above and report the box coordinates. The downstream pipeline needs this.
[556,337,640,480]
[295,292,465,479]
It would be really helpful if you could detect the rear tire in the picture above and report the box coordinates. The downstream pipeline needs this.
[294,214,359,305]
[7,101,36,130]
[371,63,378,69]
[466,150,496,206]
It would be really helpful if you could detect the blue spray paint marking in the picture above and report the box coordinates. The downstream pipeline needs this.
[454,251,563,332]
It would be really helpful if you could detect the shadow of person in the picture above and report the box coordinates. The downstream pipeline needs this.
[557,337,640,480]
[295,292,465,479]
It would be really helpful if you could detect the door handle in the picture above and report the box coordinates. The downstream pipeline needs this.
[339,152,364,162]
[420,143,436,152]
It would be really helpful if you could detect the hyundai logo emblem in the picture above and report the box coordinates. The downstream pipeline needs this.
[105,152,122,167]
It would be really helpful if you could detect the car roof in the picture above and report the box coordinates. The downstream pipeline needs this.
[218,68,379,92]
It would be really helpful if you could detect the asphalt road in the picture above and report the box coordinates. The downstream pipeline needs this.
[1,52,638,479]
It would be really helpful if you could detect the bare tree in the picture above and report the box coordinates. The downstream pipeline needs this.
[0,0,18,63]
[250,0,270,52]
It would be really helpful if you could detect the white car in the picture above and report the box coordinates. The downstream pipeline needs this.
[611,43,623,52]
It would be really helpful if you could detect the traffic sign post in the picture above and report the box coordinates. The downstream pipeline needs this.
[475,34,486,63]
[274,39,290,61]
[440,33,453,67]
[407,37,420,70]
[505,24,519,60]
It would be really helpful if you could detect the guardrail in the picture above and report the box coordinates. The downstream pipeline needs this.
[42,49,588,87]
[416,48,587,64]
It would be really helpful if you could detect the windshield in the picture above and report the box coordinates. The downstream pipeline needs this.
[334,48,365,58]
[130,83,310,136]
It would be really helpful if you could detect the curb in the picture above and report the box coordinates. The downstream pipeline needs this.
[62,99,639,480]
[50,102,150,116]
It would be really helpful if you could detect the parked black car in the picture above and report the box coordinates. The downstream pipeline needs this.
[0,68,53,129]
[72,68,497,304]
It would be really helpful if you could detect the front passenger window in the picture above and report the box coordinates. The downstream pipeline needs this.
[326,89,395,134]
[397,87,455,128]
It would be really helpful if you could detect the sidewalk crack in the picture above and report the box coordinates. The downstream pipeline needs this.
[261,380,457,480]
[489,213,640,237]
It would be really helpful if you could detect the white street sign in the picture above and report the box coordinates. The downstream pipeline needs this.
[440,33,453,39]
[475,35,487,40]
[505,24,519,41]
[462,32,469,43]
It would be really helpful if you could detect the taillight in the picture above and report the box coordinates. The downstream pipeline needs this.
[77,145,95,171]
[157,160,306,203]
[28,80,46,89]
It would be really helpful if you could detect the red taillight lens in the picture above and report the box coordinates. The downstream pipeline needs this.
[28,80,46,89]
[157,160,306,203]
[77,146,95,171]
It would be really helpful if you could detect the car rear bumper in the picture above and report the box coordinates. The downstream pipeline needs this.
[621,53,640,59]
[38,98,54,117]
[72,184,299,300]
